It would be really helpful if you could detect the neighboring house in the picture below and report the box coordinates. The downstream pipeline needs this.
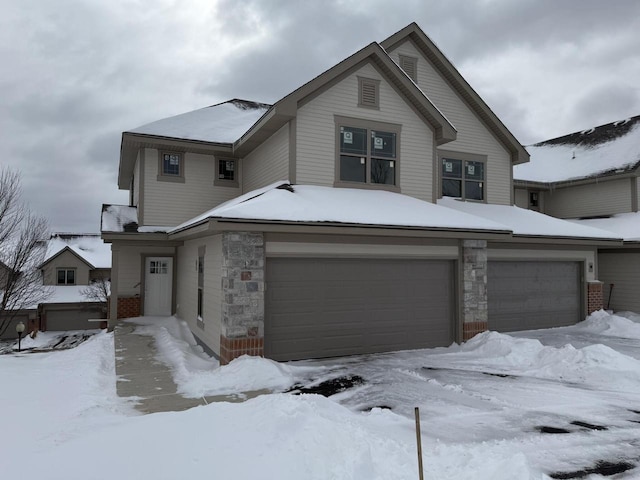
[37,233,112,332]
[514,115,640,313]
[102,23,621,364]
[0,260,37,340]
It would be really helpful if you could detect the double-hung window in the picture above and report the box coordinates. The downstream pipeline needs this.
[337,117,400,189]
[158,151,185,182]
[57,268,75,285]
[441,152,486,201]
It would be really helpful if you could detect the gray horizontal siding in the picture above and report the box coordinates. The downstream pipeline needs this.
[598,252,640,312]
[543,178,632,218]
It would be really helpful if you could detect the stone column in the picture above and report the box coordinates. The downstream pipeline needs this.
[461,239,489,341]
[219,232,265,365]
[587,281,604,314]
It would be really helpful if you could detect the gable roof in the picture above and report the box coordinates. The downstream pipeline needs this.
[40,234,112,270]
[514,115,640,184]
[380,23,529,166]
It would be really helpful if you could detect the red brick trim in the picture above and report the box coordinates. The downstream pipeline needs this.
[587,281,603,315]
[463,321,488,341]
[117,296,141,319]
[219,335,264,365]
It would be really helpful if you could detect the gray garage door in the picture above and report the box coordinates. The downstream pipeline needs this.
[46,307,104,331]
[265,257,454,361]
[488,261,581,332]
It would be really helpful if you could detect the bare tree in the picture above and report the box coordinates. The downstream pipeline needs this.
[0,167,51,336]
[80,277,110,310]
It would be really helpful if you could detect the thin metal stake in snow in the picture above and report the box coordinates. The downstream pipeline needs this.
[607,283,615,310]
[415,407,424,480]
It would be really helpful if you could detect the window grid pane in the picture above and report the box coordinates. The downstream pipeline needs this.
[340,127,367,155]
[219,159,235,180]
[340,155,366,183]
[163,153,181,176]
[371,131,396,158]
[371,159,395,185]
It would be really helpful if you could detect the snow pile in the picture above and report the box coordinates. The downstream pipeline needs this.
[172,182,511,233]
[440,330,640,390]
[101,204,138,232]
[574,309,640,339]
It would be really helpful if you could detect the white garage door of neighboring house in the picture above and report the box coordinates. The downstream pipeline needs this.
[488,261,582,332]
[144,257,173,316]
[265,257,454,361]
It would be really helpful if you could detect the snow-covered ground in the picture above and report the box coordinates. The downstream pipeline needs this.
[3,311,640,479]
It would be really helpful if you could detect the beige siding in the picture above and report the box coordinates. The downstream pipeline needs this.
[544,178,632,219]
[41,251,91,285]
[388,41,512,205]
[243,123,289,193]
[599,252,640,312]
[142,149,240,226]
[296,62,434,202]
[514,188,528,208]
[115,245,175,296]
[176,235,222,355]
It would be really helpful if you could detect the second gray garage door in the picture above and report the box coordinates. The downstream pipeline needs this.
[45,306,104,331]
[265,257,454,361]
[488,261,582,332]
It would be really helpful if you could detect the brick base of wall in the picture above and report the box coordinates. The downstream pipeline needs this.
[117,296,141,319]
[587,281,604,314]
[220,335,264,365]
[463,321,489,341]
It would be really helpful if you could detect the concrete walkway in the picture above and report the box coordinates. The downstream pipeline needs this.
[114,323,265,414]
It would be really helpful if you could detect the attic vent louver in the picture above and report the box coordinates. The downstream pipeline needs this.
[399,55,418,82]
[358,77,380,108]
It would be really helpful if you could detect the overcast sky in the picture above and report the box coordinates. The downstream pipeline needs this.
[1,0,639,233]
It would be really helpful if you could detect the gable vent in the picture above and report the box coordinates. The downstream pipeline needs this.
[358,77,380,108]
[399,55,417,82]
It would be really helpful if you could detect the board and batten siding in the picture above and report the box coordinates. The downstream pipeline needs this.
[142,149,240,226]
[115,245,175,296]
[598,252,640,312]
[176,235,223,355]
[543,178,632,219]
[242,123,289,193]
[296,62,435,202]
[387,41,512,205]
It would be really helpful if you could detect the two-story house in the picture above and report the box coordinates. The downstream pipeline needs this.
[514,115,640,313]
[102,23,620,364]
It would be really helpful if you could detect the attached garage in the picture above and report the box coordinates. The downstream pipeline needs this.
[43,304,105,331]
[265,257,454,361]
[488,261,582,332]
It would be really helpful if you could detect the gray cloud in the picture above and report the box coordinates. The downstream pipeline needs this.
[1,0,639,231]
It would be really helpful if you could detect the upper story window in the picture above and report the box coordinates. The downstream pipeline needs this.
[358,77,380,109]
[336,116,400,189]
[57,268,75,285]
[440,151,486,201]
[215,158,239,187]
[158,151,185,182]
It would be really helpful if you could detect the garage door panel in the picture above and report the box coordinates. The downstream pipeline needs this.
[266,258,454,361]
[488,261,581,332]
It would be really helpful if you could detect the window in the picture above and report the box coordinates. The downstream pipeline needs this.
[197,247,205,329]
[57,269,75,285]
[398,55,418,82]
[336,118,400,189]
[441,152,486,201]
[358,77,380,109]
[529,191,539,208]
[215,158,239,187]
[149,260,168,274]
[157,152,185,182]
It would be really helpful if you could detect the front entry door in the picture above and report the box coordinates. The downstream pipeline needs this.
[144,257,173,316]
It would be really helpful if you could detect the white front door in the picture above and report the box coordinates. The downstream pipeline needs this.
[144,257,173,316]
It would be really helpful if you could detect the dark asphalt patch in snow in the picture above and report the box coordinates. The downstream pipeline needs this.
[536,426,572,434]
[481,372,515,378]
[570,420,608,431]
[287,375,365,397]
[549,460,635,479]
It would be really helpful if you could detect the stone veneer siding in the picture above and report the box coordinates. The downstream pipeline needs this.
[461,239,489,341]
[219,232,265,365]
[587,281,603,314]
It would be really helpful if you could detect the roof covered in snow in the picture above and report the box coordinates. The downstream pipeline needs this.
[438,197,619,240]
[43,234,112,269]
[127,99,271,144]
[171,182,512,234]
[568,212,640,242]
[514,115,640,183]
